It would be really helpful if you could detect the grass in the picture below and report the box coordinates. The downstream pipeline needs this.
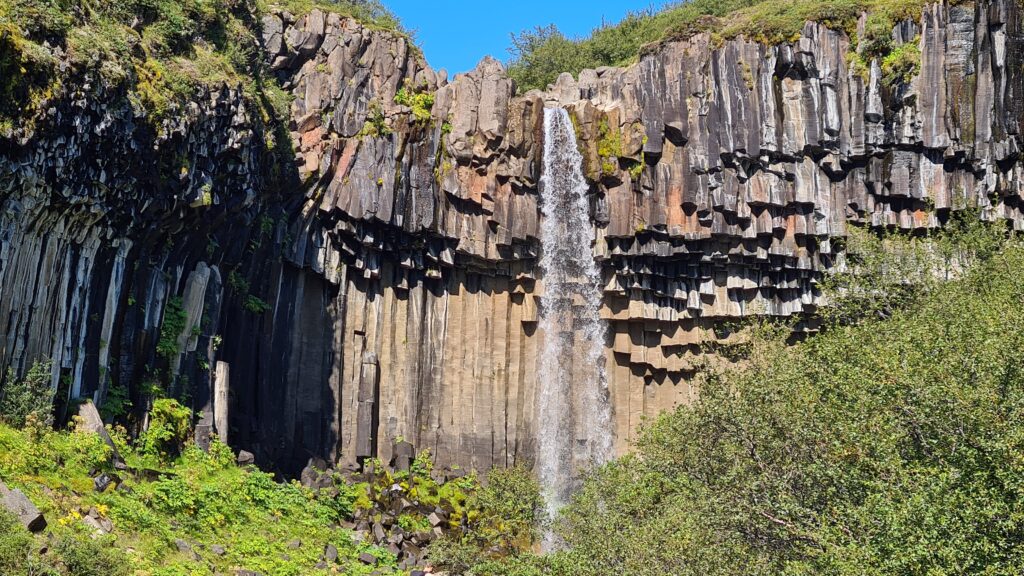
[0,409,548,575]
[0,419,402,575]
[263,0,408,35]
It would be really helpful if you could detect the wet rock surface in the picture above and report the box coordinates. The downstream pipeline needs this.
[2,2,1024,473]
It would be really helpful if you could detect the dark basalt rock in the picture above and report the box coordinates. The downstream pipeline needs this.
[0,482,46,532]
[2,2,1024,476]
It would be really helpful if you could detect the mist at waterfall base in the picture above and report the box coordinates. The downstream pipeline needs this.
[536,107,614,547]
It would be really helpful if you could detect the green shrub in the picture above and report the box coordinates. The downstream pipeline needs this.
[478,240,1024,575]
[0,0,410,135]
[138,398,192,460]
[358,100,391,137]
[0,0,70,40]
[394,85,434,125]
[54,528,129,576]
[471,466,546,554]
[0,509,34,576]
[880,39,921,86]
[0,418,387,575]
[156,297,188,361]
[430,465,546,574]
[428,536,486,575]
[99,383,132,422]
[596,118,623,176]
[820,215,1008,324]
[227,270,250,294]
[243,295,271,314]
[857,10,894,58]
[0,361,54,429]
[507,25,590,93]
[264,0,406,34]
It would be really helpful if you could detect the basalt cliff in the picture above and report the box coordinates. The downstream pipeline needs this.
[2,1,1023,474]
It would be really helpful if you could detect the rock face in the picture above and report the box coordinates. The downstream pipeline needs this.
[2,2,1024,473]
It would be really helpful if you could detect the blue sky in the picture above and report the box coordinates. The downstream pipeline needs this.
[386,1,662,75]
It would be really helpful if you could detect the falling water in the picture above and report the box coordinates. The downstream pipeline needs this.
[536,107,613,532]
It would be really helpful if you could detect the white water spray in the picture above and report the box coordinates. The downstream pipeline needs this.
[536,108,613,530]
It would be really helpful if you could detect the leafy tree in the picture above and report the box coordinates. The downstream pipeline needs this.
[507,25,589,93]
[473,465,547,553]
[566,244,1024,575]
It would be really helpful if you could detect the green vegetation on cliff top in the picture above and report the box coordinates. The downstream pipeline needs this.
[508,0,957,92]
[0,0,406,135]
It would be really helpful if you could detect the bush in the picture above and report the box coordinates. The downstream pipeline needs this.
[0,509,34,576]
[0,509,128,576]
[99,383,131,422]
[394,84,435,125]
[507,25,589,93]
[54,528,129,576]
[429,465,546,574]
[880,40,921,86]
[520,243,1024,575]
[0,0,410,134]
[820,215,1008,325]
[0,361,54,429]
[138,398,193,461]
[156,297,188,360]
[0,416,385,575]
[471,466,547,554]
[267,0,407,34]
[1,0,71,40]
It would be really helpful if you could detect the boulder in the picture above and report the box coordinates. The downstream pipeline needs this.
[174,539,190,551]
[401,541,422,560]
[77,401,120,462]
[174,538,200,561]
[236,450,255,466]
[0,482,46,532]
[81,515,106,535]
[93,473,115,493]
[299,458,333,490]
[323,544,338,562]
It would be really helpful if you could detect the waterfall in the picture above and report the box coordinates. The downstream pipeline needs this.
[536,107,613,528]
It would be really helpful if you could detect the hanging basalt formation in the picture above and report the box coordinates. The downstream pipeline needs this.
[2,1,1024,474]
